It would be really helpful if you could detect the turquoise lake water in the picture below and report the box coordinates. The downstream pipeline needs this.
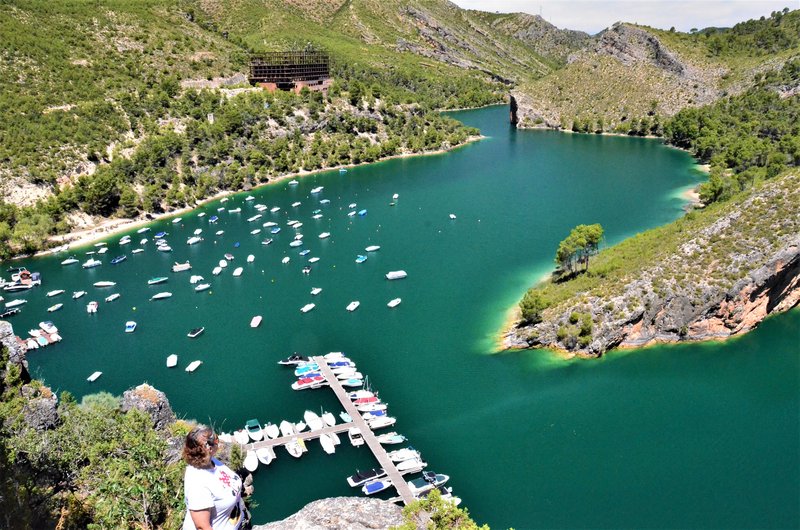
[7,106,798,528]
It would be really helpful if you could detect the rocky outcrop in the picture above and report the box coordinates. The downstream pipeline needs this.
[254,497,404,530]
[121,383,176,431]
[484,12,592,65]
[0,320,31,383]
[505,173,800,356]
[20,384,59,431]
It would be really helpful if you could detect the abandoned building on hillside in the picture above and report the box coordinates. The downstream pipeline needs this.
[249,51,331,93]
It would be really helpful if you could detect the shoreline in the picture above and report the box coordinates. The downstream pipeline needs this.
[33,135,483,258]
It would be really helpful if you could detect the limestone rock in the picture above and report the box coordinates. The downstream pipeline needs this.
[120,383,175,431]
[0,320,31,383]
[20,384,59,431]
[254,497,404,530]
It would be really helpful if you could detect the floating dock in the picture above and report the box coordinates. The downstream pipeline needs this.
[244,355,416,505]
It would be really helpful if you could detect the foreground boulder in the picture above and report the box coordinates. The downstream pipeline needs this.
[255,497,404,530]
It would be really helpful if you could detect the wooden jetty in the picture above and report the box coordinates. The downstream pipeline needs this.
[245,356,416,505]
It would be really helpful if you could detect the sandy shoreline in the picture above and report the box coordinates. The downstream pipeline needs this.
[36,135,483,258]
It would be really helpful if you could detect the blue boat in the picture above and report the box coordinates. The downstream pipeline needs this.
[110,255,127,265]
[270,227,281,234]
[209,215,219,223]
[358,209,367,216]
[234,242,240,248]
[362,479,391,495]
[299,249,311,256]
[155,231,167,239]
[355,255,367,264]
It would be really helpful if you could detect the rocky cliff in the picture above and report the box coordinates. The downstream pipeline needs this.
[503,172,800,356]
[254,497,404,530]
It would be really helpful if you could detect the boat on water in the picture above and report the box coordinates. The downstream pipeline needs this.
[270,206,281,213]
[320,433,336,455]
[250,315,262,328]
[310,287,322,296]
[132,248,144,254]
[291,201,301,207]
[244,450,258,472]
[261,238,273,246]
[233,429,249,445]
[150,292,172,300]
[0,308,20,318]
[185,360,202,372]
[278,353,309,366]
[285,438,306,458]
[367,416,397,429]
[348,427,365,447]
[247,214,262,222]
[355,255,367,263]
[189,275,204,284]
[82,258,102,269]
[104,293,121,303]
[224,253,234,261]
[195,283,211,292]
[308,257,320,263]
[218,259,228,268]
[250,229,261,235]
[348,203,357,209]
[376,432,406,445]
[119,236,131,244]
[289,240,303,247]
[47,303,63,312]
[393,193,399,200]
[187,327,204,338]
[97,247,108,254]
[228,207,241,213]
[388,447,420,463]
[388,298,402,308]
[288,179,299,185]
[124,321,137,333]
[310,186,324,194]
[358,209,367,216]
[39,321,58,334]
[270,227,281,234]
[299,249,311,256]
[172,217,182,224]
[172,261,191,272]
[86,301,98,313]
[300,303,315,313]
[156,245,172,252]
[61,257,79,266]
[349,390,374,400]
[365,245,381,252]
[303,410,324,431]
[318,232,330,239]
[209,215,219,223]
[312,213,323,219]
[278,420,295,438]
[340,412,353,423]
[281,257,290,264]
[449,213,457,220]
[362,479,392,496]
[321,411,336,427]
[166,354,178,368]
[407,472,450,495]
[137,227,150,234]
[154,231,167,239]
[232,267,243,277]
[320,199,331,204]
[264,422,280,439]
[110,255,127,265]
[396,457,427,475]
[215,230,224,236]
[341,378,363,387]
[148,277,168,285]
[348,211,356,217]
[256,447,275,465]
[346,301,360,312]
[386,270,407,280]
[247,254,254,263]
[46,289,65,297]
[302,266,311,274]
[186,236,202,245]
[291,375,326,390]
[245,419,264,441]
[356,402,387,412]
[212,266,222,276]
[93,281,116,287]
[87,371,102,382]
[245,195,254,201]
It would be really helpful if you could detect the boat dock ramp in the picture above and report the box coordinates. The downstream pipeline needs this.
[240,355,418,505]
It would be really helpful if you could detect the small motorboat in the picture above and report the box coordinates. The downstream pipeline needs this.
[312,213,323,219]
[233,429,249,445]
[105,293,121,302]
[132,248,144,254]
[294,421,307,433]
[148,277,168,285]
[93,281,116,288]
[247,254,255,263]
[340,412,353,423]
[375,432,406,445]
[449,213,457,220]
[187,327,204,338]
[407,472,450,496]
[47,303,63,312]
[270,206,280,213]
[322,411,336,427]
[388,298,402,308]
[172,261,191,272]
[310,287,322,296]
[124,321,137,333]
[346,301,360,312]
[386,270,407,280]
[189,275,204,284]
[289,240,303,247]
[245,419,264,442]
[137,227,150,233]
[154,231,167,239]
[388,447,421,463]
[245,195,255,201]
[243,450,258,472]
[185,360,203,372]
[82,258,102,269]
[224,253,234,261]
[278,354,309,365]
[261,238,273,246]
[150,292,172,301]
[308,257,320,263]
[348,203,357,209]
[365,245,381,252]
[349,390,375,400]
[291,201,301,207]
[46,289,65,297]
[362,479,392,495]
[209,215,219,223]
[318,232,330,239]
[212,266,222,276]
[303,410,324,431]
[250,315,262,328]
[256,447,275,465]
[247,214,262,222]
[320,199,331,204]
[320,434,336,455]
[300,303,315,313]
[302,266,311,274]
[299,249,311,256]
[97,247,108,254]
[281,257,290,264]
[61,257,79,265]
[288,180,299,185]
[172,217,182,224]
[186,236,202,245]
[278,420,295,438]
[310,186,324,194]
[392,193,399,199]
[166,354,178,368]
[348,427,365,447]
[358,209,367,216]
[87,371,102,382]
[367,416,397,429]
[291,375,326,390]
[396,456,427,475]
[250,229,261,235]
[285,438,305,458]
[110,255,127,265]
[228,207,241,213]
[264,422,280,439]
[355,255,367,263]
[86,301,98,313]
[232,267,243,277]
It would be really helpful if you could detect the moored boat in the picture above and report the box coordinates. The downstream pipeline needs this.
[46,289,65,297]
[361,478,392,496]
[320,433,336,454]
[104,293,121,303]
[300,303,315,313]
[318,232,330,239]
[166,354,178,367]
[347,468,386,488]
[82,258,102,269]
[148,277,168,285]
[285,438,306,458]
[110,255,127,265]
[310,287,322,296]
[278,420,295,438]
[365,245,381,252]
[303,410,324,431]
[407,472,449,495]
[348,427,365,447]
[87,371,102,382]
[386,270,407,280]
[244,450,258,472]
[150,292,172,300]
[47,303,63,312]
[185,360,203,372]
[232,267,243,277]
[93,281,116,287]
[278,353,309,365]
[264,422,280,439]
[256,447,275,465]
[124,321,137,333]
[172,261,191,272]
[355,255,367,263]
[195,283,211,292]
[388,298,402,308]
[61,257,79,265]
[376,432,406,445]
[250,315,262,328]
[187,327,204,338]
[86,301,98,313]
[245,419,264,441]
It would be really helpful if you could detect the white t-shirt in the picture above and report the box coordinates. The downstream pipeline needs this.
[182,457,245,530]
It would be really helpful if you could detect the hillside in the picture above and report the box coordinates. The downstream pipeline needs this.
[513,9,800,132]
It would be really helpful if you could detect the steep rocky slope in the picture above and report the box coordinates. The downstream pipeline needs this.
[503,171,800,356]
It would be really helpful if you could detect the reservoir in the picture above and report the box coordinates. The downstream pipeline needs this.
[12,106,798,528]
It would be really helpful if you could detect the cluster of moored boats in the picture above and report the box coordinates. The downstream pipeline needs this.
[11,320,62,352]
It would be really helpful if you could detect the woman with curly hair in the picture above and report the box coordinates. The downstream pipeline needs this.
[182,424,246,530]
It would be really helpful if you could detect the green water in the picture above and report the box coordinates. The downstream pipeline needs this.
[9,106,798,528]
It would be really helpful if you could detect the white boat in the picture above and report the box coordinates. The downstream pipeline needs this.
[264,423,280,439]
[172,261,191,272]
[87,371,102,382]
[46,289,64,297]
[172,217,182,224]
[263,221,277,227]
[293,222,303,229]
[346,301,360,312]
[61,257,79,265]
[288,180,299,185]
[156,245,172,252]
[312,214,323,219]
[375,431,406,445]
[233,429,249,445]
[250,229,261,235]
[166,354,178,368]
[137,227,150,233]
[341,378,363,387]
[39,321,58,334]
[212,267,222,276]
[300,303,315,313]
[247,214,262,222]
[281,257,290,264]
[356,402,387,412]
[362,478,393,495]
[243,450,258,472]
[232,267,243,277]
[348,427,364,447]
[303,410,324,431]
[124,321,137,333]
[245,195,255,201]
[215,230,224,235]
[185,360,202,372]
[388,447,421,463]
[93,281,116,287]
[289,240,303,247]
[310,186,324,194]
[247,254,254,263]
[285,438,306,458]
[367,416,397,429]
[407,472,450,495]
[47,303,63,312]
[348,203,357,209]
[132,249,144,254]
[189,275,204,284]
[347,468,386,487]
[86,301,98,313]
[150,292,172,300]
[365,245,381,252]
[340,412,353,423]
[278,420,295,438]
[97,247,108,254]
[348,390,374,400]
[250,315,262,328]
[322,412,336,427]
[348,211,356,217]
[119,236,131,244]
[4,299,26,309]
[246,419,264,441]
[186,236,202,245]
[228,208,241,213]
[319,433,336,454]
[195,283,211,292]
[392,193,399,200]
[104,293,121,303]
[318,232,331,239]
[388,298,402,308]
[256,447,275,465]
[291,201,301,207]
[82,258,102,269]
[310,287,322,296]
[295,421,307,433]
[270,206,280,213]
[218,260,227,269]
[194,228,203,234]
[449,213,457,219]
[386,270,407,280]
[396,456,427,474]
[308,257,320,263]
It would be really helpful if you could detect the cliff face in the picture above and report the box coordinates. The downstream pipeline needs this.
[504,173,800,356]
[253,497,404,530]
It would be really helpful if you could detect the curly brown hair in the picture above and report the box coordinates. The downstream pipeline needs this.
[183,424,215,469]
